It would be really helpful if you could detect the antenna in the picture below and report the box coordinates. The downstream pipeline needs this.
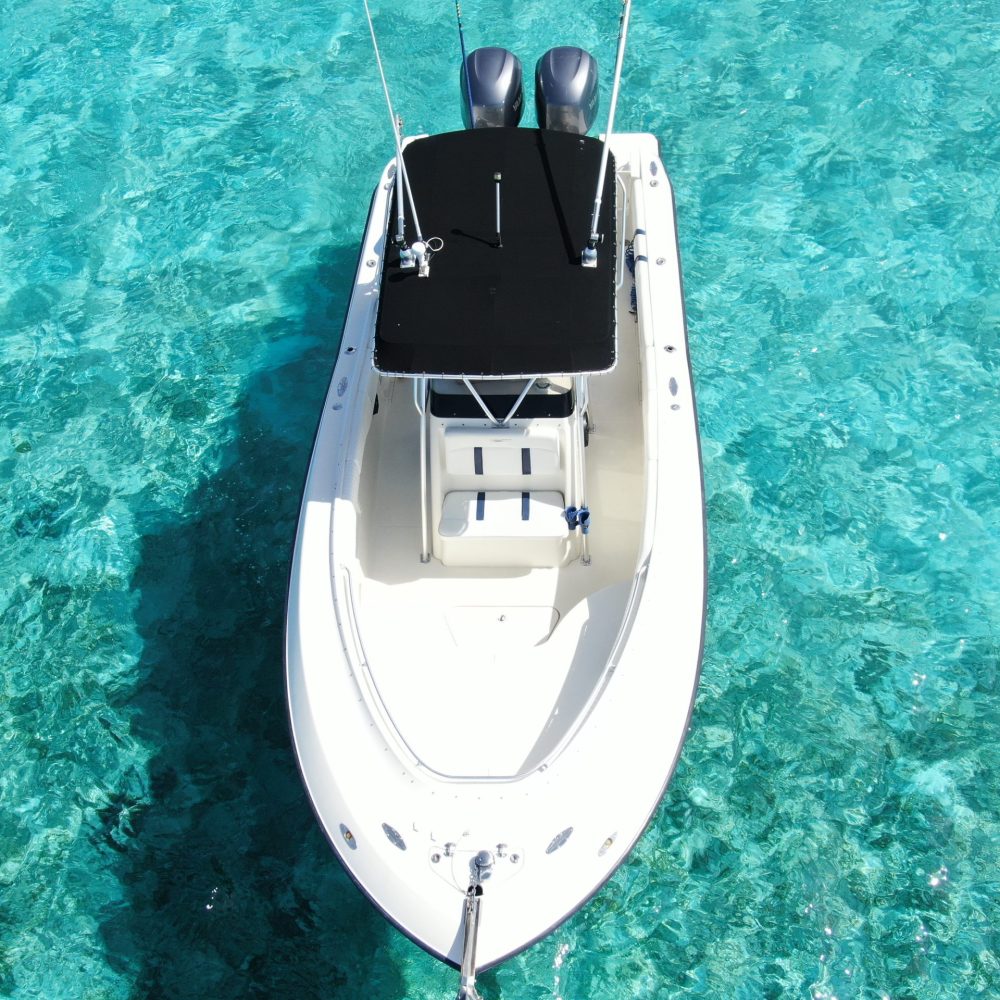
[581,0,632,268]
[455,1,476,128]
[363,0,428,273]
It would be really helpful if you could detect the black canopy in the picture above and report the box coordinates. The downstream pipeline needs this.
[374,128,616,377]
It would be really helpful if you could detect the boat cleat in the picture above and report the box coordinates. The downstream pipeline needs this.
[428,839,524,890]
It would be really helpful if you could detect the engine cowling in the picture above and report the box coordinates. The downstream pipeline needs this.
[535,46,599,134]
[460,47,524,128]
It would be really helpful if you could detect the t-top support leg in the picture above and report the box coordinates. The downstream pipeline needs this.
[413,378,431,562]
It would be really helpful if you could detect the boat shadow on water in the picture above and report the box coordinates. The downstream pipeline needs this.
[96,244,431,999]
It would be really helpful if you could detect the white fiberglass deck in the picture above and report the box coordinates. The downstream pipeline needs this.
[354,266,644,777]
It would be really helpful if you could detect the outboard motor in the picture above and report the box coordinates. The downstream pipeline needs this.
[460,47,524,128]
[535,46,599,134]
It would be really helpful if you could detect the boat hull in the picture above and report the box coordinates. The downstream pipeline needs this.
[285,133,705,968]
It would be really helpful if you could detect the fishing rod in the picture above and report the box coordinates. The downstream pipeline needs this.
[455,1,477,128]
[363,0,427,273]
[582,0,632,268]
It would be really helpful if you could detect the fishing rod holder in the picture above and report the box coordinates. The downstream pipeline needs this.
[409,236,443,278]
[398,243,416,269]
[412,241,429,277]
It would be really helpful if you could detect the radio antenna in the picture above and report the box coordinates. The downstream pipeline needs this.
[582,0,632,268]
[363,0,426,272]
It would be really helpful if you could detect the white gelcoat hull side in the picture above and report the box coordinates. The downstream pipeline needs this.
[285,134,706,969]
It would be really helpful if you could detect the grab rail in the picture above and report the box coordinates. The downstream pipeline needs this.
[616,169,630,291]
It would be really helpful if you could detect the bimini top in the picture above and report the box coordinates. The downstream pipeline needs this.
[374,127,616,378]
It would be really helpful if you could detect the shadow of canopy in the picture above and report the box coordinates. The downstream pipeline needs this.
[95,245,423,998]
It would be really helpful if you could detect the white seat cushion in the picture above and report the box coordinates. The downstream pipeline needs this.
[437,490,572,567]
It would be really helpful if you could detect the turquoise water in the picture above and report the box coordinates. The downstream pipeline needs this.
[2,0,998,996]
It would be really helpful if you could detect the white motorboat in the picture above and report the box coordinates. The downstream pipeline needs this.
[286,3,705,994]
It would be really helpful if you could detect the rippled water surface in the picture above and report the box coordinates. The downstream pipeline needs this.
[2,1,998,997]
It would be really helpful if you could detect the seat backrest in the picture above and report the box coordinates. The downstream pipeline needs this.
[428,417,578,566]
[442,425,561,480]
